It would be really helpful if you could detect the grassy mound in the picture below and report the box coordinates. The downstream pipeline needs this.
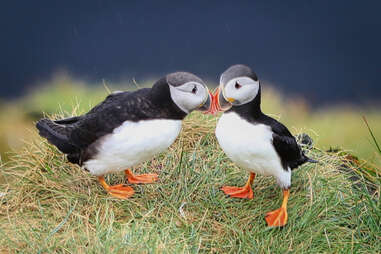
[0,112,380,253]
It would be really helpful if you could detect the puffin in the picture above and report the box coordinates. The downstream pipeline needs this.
[209,64,316,227]
[36,72,212,199]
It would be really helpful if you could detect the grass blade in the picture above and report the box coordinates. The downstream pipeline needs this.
[363,116,381,154]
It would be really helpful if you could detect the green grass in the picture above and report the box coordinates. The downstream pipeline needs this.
[0,112,380,253]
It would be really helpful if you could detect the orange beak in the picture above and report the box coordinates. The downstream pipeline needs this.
[204,87,222,115]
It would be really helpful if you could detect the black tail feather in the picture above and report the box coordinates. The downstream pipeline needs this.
[36,118,78,154]
[296,133,319,164]
[296,133,314,148]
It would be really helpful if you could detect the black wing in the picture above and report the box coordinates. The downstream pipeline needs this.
[36,91,133,152]
[264,116,307,170]
[68,90,151,149]
[70,91,139,149]
[37,91,144,165]
[86,91,129,114]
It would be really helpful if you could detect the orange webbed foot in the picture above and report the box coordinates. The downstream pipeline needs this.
[98,176,134,199]
[265,207,288,227]
[107,184,135,199]
[265,189,290,227]
[221,185,254,199]
[125,169,158,184]
[221,173,255,199]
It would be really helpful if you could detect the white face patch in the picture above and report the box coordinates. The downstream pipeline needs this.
[223,77,259,105]
[169,81,208,113]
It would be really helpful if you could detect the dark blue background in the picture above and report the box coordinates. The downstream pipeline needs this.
[1,1,380,105]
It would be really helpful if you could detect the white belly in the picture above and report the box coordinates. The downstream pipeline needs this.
[84,119,182,176]
[215,112,290,188]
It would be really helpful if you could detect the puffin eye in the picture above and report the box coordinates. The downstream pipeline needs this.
[235,82,242,89]
[191,86,197,94]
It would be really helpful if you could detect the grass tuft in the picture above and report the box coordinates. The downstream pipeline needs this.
[0,111,380,253]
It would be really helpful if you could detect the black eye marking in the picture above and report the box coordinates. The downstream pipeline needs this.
[192,86,197,94]
[235,82,242,89]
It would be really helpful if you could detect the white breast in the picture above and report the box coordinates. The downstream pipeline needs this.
[84,119,182,176]
[215,112,290,188]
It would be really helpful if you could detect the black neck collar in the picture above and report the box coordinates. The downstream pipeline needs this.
[149,77,187,120]
[226,88,263,120]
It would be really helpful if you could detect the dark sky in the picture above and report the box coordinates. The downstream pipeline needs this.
[1,0,380,105]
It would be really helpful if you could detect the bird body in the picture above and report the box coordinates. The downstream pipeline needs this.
[211,64,316,227]
[36,72,212,199]
[216,112,291,189]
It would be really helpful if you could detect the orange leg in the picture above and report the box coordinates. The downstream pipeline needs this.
[265,189,290,227]
[124,169,158,184]
[98,176,134,199]
[221,172,255,199]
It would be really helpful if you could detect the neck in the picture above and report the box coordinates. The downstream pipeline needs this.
[227,89,263,119]
[150,78,187,120]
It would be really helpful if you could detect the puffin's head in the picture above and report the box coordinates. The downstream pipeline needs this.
[210,64,260,113]
[166,72,212,114]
